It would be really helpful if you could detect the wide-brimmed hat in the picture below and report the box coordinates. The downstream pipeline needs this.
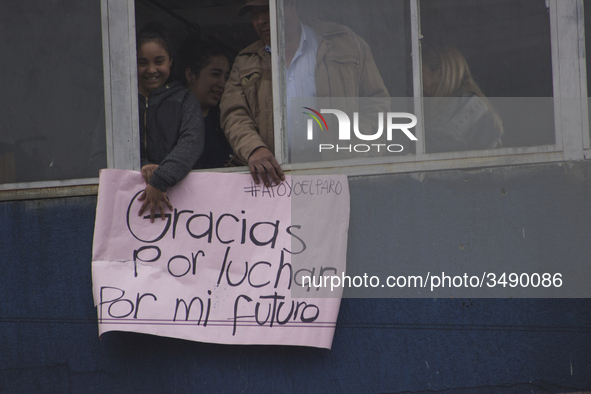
[238,0,269,17]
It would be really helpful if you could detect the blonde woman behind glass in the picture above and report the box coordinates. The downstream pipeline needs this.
[422,42,503,153]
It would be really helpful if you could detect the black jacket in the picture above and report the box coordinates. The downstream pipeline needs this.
[139,81,204,191]
[194,106,235,169]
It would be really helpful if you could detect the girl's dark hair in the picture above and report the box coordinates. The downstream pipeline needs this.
[179,35,233,85]
[137,21,180,81]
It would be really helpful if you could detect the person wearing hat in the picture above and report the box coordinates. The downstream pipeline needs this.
[220,0,389,187]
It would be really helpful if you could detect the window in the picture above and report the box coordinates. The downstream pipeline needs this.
[0,0,107,186]
[1,0,589,200]
[275,0,587,174]
[420,0,554,148]
[103,0,591,179]
[1,0,138,200]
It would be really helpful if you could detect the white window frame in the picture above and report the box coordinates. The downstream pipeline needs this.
[1,0,589,201]
[582,0,591,155]
[102,0,141,173]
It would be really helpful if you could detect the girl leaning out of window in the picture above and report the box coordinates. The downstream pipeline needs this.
[136,22,204,222]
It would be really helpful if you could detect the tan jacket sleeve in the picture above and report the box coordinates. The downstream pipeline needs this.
[220,43,273,163]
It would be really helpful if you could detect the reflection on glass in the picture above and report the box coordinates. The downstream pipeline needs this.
[422,43,503,153]
[286,0,412,164]
[420,0,555,150]
[136,0,412,169]
[0,1,106,184]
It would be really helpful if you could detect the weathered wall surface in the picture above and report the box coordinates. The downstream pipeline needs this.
[1,161,590,393]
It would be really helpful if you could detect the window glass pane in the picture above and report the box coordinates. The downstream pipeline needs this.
[0,1,106,184]
[293,0,412,98]
[420,0,555,153]
[286,0,414,164]
[135,0,251,169]
[137,1,413,168]
[584,0,591,143]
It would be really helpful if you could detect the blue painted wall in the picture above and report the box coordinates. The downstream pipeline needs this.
[1,161,590,393]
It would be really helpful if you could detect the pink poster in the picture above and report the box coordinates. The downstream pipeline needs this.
[92,169,349,349]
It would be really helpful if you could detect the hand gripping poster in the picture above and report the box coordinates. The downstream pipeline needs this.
[92,169,349,349]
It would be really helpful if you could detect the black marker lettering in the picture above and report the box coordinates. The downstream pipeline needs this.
[192,251,205,276]
[274,250,292,290]
[126,190,171,243]
[215,213,239,244]
[276,300,295,325]
[205,290,212,327]
[241,213,247,244]
[226,259,248,287]
[133,292,157,319]
[300,303,320,322]
[173,297,203,323]
[318,266,338,291]
[295,301,319,323]
[255,301,271,325]
[249,221,280,248]
[173,209,194,239]
[186,212,213,243]
[233,295,253,335]
[294,267,315,292]
[216,247,231,285]
[168,255,191,278]
[276,182,288,196]
[132,246,161,277]
[316,179,324,195]
[283,225,307,255]
[258,292,285,327]
[99,287,134,319]
[248,261,272,288]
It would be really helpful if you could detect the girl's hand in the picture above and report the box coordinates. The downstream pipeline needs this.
[141,164,159,184]
[138,184,173,223]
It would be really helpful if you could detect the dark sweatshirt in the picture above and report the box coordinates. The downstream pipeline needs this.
[139,81,204,192]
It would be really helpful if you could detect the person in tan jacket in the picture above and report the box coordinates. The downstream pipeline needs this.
[220,0,389,186]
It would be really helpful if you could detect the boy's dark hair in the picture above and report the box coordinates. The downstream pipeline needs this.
[179,35,234,85]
